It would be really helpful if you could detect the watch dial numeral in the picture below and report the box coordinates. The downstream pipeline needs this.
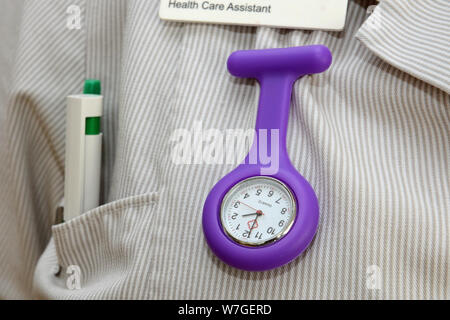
[244,193,250,199]
[278,220,285,227]
[236,224,240,230]
[281,208,287,214]
[234,201,240,208]
[256,189,262,196]
[267,227,275,235]
[268,190,274,197]
[231,213,238,219]
[255,232,262,240]
[242,230,250,238]
[275,197,281,204]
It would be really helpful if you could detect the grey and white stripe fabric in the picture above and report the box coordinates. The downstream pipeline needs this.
[0,0,448,299]
[357,0,450,94]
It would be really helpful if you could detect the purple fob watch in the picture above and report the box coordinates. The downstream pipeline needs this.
[202,45,332,271]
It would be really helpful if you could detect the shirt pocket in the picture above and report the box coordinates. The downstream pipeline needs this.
[48,192,158,297]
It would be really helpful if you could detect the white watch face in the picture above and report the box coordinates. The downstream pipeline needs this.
[220,176,296,246]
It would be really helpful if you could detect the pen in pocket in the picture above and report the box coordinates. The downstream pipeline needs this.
[63,79,103,221]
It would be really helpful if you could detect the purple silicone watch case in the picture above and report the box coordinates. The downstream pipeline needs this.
[202,45,332,271]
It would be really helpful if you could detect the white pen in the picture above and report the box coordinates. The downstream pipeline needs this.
[63,80,103,221]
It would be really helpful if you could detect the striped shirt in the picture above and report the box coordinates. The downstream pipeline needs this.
[0,0,448,299]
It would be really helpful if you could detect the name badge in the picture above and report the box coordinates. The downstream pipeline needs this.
[160,0,348,31]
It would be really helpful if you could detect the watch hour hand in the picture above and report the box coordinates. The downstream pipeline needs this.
[241,213,257,217]
[242,210,264,218]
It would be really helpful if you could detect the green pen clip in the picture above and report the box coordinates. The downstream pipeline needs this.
[84,79,101,135]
